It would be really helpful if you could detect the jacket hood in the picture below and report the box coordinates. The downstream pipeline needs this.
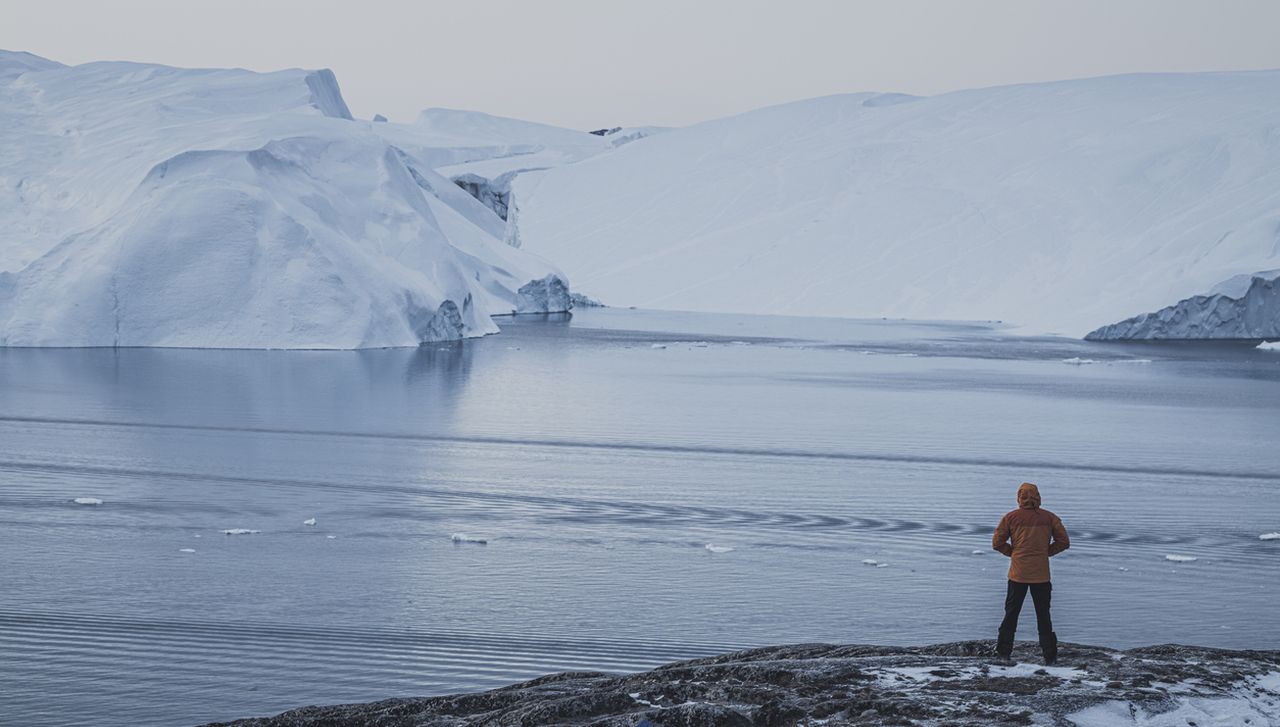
[1017,482,1041,509]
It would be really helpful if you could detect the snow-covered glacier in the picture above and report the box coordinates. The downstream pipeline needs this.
[509,72,1280,337]
[0,51,569,348]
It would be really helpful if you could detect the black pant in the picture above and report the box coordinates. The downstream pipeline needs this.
[999,580,1052,639]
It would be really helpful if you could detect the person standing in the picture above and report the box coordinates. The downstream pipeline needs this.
[992,482,1070,664]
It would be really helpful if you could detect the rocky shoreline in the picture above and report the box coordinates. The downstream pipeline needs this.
[205,641,1280,726]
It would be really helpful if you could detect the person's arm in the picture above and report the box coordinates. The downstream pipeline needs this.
[1048,515,1070,556]
[992,514,1013,556]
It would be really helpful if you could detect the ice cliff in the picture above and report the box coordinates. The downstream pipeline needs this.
[509,72,1280,337]
[0,51,569,348]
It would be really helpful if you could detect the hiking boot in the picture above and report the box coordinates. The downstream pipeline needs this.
[1039,631,1058,666]
[996,628,1015,661]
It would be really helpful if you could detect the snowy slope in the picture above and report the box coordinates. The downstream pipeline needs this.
[511,72,1280,336]
[0,51,568,348]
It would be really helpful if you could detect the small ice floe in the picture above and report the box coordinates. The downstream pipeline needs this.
[1118,566,1129,571]
[222,528,260,535]
[1257,341,1279,352]
[326,535,337,539]
[1259,532,1280,541]
[895,353,918,358]
[650,343,667,349]
[72,497,103,505]
[303,518,317,526]
[862,559,888,567]
[450,533,487,545]
[1165,554,1197,563]
[704,544,734,553]
[971,549,984,555]
[178,548,196,553]
[1062,357,1097,365]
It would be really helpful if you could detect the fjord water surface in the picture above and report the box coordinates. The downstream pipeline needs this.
[1,309,1278,726]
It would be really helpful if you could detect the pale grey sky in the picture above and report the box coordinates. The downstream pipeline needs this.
[5,0,1280,129]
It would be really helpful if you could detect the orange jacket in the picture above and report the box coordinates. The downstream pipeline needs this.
[992,483,1069,583]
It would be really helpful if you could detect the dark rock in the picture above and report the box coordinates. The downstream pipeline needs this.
[203,641,1280,726]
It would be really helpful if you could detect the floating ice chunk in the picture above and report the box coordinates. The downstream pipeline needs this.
[1062,357,1097,365]
[1259,532,1280,540]
[222,528,260,535]
[861,559,880,566]
[1118,567,1129,571]
[1165,554,1197,562]
[971,549,984,555]
[178,548,196,553]
[326,535,337,539]
[650,343,667,349]
[876,562,889,568]
[1258,341,1280,351]
[303,518,317,526]
[72,497,103,505]
[451,533,487,545]
[704,544,734,553]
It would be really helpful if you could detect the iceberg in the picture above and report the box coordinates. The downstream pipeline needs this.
[450,533,487,545]
[510,72,1280,337]
[1087,270,1280,340]
[0,51,570,348]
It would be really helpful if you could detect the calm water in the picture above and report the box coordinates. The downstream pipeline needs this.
[1,309,1278,726]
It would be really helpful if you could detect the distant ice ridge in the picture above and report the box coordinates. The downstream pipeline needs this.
[415,110,668,252]
[1088,270,1280,340]
[512,72,1280,338]
[0,51,570,348]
